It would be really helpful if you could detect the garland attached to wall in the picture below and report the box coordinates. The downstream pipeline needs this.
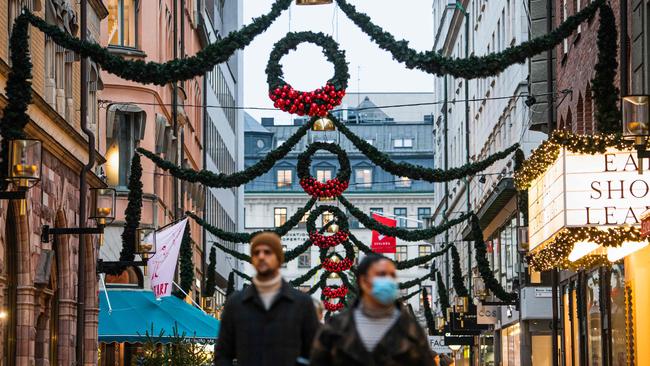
[513,149,529,226]
[189,197,316,243]
[339,195,470,241]
[450,245,469,297]
[399,288,422,302]
[174,225,194,299]
[266,32,349,116]
[204,247,217,297]
[435,271,451,311]
[422,286,436,335]
[331,115,520,182]
[24,0,292,85]
[298,142,350,198]
[334,0,603,79]
[120,154,143,261]
[592,4,620,134]
[513,130,631,190]
[138,118,314,189]
[526,226,647,271]
[470,214,518,302]
[225,272,236,298]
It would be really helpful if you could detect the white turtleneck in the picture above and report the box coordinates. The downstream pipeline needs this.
[252,273,282,310]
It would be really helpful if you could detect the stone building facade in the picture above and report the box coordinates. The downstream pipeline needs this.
[0,0,108,365]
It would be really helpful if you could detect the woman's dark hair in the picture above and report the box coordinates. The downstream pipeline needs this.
[355,254,393,295]
[440,354,454,366]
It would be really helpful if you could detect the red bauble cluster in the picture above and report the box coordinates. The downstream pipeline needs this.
[309,230,349,249]
[323,300,344,312]
[269,83,345,116]
[300,177,348,198]
[323,286,349,299]
[322,257,354,273]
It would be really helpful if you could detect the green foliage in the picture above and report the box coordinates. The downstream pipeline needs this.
[266,31,349,90]
[450,246,469,297]
[297,142,351,184]
[399,273,430,290]
[138,118,314,188]
[305,204,350,234]
[25,0,292,85]
[395,242,453,270]
[592,4,620,134]
[174,225,194,299]
[133,325,212,366]
[203,247,217,297]
[421,287,435,335]
[435,271,450,311]
[121,154,143,261]
[225,272,235,298]
[335,0,603,79]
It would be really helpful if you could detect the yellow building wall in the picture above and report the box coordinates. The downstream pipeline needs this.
[625,245,650,364]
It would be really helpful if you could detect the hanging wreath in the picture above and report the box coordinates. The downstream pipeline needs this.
[266,31,349,116]
[322,250,354,272]
[298,142,351,198]
[323,300,345,312]
[306,205,350,249]
[322,285,349,298]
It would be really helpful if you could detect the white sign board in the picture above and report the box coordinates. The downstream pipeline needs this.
[477,304,498,325]
[528,148,650,251]
[534,288,552,298]
[149,218,189,298]
[428,336,452,354]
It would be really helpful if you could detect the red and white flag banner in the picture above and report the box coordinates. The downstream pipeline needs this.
[149,218,189,299]
[371,213,397,253]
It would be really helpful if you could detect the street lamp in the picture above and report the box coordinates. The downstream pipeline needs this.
[436,315,446,331]
[622,95,650,173]
[41,187,116,243]
[454,296,469,314]
[0,139,42,200]
[97,227,158,274]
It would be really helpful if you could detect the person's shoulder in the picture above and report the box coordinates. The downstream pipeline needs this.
[224,289,247,306]
[286,286,313,303]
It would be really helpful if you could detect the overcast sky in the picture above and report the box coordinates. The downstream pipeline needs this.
[242,1,437,123]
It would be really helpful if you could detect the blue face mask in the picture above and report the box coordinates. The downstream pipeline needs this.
[370,276,398,305]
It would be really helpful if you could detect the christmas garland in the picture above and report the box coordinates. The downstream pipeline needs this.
[334,0,603,79]
[308,272,329,295]
[398,273,430,290]
[188,197,316,243]
[339,271,357,296]
[209,240,250,262]
[348,233,372,254]
[526,226,647,271]
[24,0,292,85]
[204,247,217,297]
[450,245,469,297]
[331,115,520,182]
[138,118,314,188]
[513,149,529,226]
[321,241,356,273]
[339,195,471,241]
[470,214,518,302]
[226,272,235,298]
[422,286,436,335]
[435,271,451,311]
[174,225,194,299]
[592,4,620,134]
[298,142,351,198]
[322,285,349,299]
[232,268,252,282]
[289,264,322,287]
[395,242,453,270]
[513,130,631,190]
[399,288,422,302]
[266,32,348,116]
[120,154,143,262]
[306,205,350,248]
[0,15,31,190]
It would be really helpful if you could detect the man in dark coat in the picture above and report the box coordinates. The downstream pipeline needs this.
[215,232,319,366]
[310,254,434,366]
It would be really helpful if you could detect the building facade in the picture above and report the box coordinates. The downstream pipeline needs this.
[0,0,108,365]
[430,0,550,365]
[242,93,438,314]
[199,0,244,313]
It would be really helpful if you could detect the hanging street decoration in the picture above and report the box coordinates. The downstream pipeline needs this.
[298,142,351,198]
[371,213,397,253]
[306,205,350,249]
[266,32,349,116]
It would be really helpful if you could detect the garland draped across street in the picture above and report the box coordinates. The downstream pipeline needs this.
[331,115,520,182]
[334,0,603,79]
[450,245,470,297]
[23,0,292,85]
[138,118,314,188]
[435,271,451,311]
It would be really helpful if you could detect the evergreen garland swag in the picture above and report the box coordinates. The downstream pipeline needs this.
[266,32,349,116]
[435,271,451,311]
[204,247,217,297]
[298,142,351,198]
[306,205,350,248]
[592,3,620,134]
[422,286,436,335]
[338,195,471,241]
[450,245,469,297]
[23,0,292,85]
[138,118,314,189]
[330,115,520,182]
[174,225,194,299]
[334,0,603,79]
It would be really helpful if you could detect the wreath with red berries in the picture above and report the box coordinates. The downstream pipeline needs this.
[298,142,351,199]
[322,285,349,299]
[266,31,349,116]
[320,240,356,272]
[323,300,345,312]
[306,205,350,249]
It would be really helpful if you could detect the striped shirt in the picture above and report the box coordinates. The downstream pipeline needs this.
[353,307,401,352]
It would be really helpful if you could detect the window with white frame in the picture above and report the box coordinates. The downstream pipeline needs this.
[355,168,373,188]
[396,245,408,262]
[316,169,332,183]
[274,208,287,227]
[276,169,293,188]
[394,208,407,228]
[418,245,432,268]
[393,138,414,148]
[107,0,139,48]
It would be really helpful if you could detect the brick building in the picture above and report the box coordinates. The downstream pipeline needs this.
[0,0,108,365]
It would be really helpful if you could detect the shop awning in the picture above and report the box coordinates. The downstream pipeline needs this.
[99,289,219,344]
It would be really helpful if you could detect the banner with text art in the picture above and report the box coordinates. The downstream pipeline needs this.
[149,218,189,299]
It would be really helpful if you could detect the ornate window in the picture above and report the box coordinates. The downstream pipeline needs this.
[107,0,139,48]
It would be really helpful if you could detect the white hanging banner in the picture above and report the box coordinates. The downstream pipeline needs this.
[149,218,189,299]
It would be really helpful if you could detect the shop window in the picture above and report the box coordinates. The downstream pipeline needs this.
[610,264,627,366]
[586,270,603,365]
[107,0,139,48]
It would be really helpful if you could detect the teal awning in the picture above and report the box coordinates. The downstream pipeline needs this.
[99,289,220,344]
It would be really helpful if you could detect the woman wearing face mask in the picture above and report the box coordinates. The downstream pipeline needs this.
[310,254,434,366]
